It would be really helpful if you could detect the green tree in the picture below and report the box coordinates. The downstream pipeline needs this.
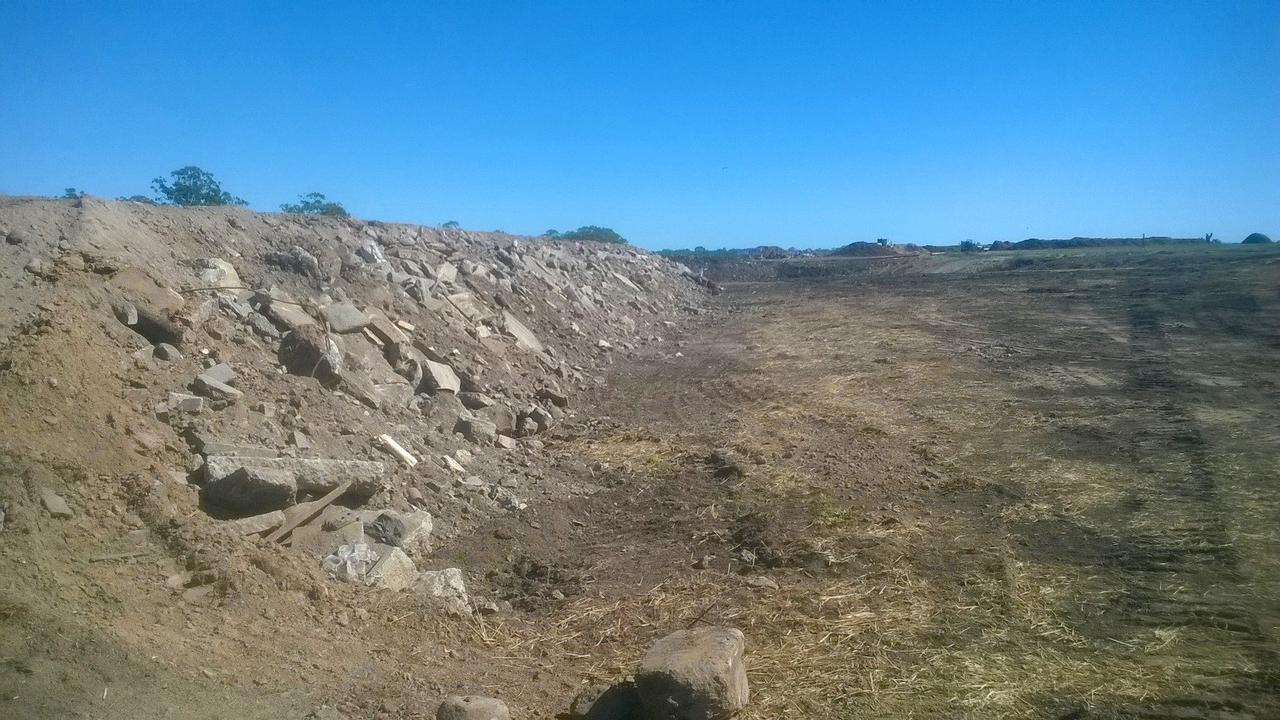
[542,229,560,238]
[442,220,461,229]
[559,225,627,244]
[151,166,247,206]
[280,192,349,217]
[959,239,981,252]
[62,187,86,199]
[1242,232,1273,244]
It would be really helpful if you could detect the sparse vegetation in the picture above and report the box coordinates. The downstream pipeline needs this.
[62,188,86,199]
[151,166,247,207]
[547,226,628,244]
[279,192,348,217]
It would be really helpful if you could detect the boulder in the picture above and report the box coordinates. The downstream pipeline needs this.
[635,627,748,720]
[436,696,510,720]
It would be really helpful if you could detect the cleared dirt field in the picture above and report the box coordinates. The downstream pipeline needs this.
[512,245,1279,718]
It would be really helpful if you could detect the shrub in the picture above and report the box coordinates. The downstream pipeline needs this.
[151,166,247,206]
[280,192,348,217]
[1242,232,1273,244]
[558,226,627,244]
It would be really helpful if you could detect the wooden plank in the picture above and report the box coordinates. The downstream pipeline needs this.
[263,480,353,544]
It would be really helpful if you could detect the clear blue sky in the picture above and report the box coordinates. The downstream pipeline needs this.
[1,2,1276,249]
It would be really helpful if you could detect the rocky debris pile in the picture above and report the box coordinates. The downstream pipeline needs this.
[569,627,749,720]
[0,197,710,617]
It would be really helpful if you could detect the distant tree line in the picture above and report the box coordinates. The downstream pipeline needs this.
[542,226,628,244]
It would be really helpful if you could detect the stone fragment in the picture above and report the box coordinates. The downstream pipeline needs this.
[202,465,296,513]
[501,311,544,352]
[291,520,366,558]
[365,547,418,591]
[166,392,205,414]
[113,300,138,326]
[40,489,74,519]
[197,258,241,290]
[414,568,471,614]
[379,434,418,467]
[457,392,495,410]
[322,301,371,334]
[279,325,343,383]
[454,416,498,446]
[230,510,285,535]
[201,363,237,385]
[635,627,748,720]
[435,262,458,284]
[424,359,461,394]
[204,456,387,503]
[436,696,510,720]
[153,343,182,361]
[195,374,243,401]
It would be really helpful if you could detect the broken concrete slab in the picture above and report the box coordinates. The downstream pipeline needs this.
[635,627,748,720]
[322,301,371,334]
[261,287,319,331]
[457,392,495,410]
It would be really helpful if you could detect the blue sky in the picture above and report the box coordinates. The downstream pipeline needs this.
[1,2,1276,249]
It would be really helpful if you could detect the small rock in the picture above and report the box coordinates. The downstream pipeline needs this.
[365,547,419,591]
[457,392,495,410]
[153,343,183,361]
[424,359,461,394]
[744,576,778,590]
[39,489,74,519]
[202,363,237,385]
[112,300,138,326]
[436,695,509,720]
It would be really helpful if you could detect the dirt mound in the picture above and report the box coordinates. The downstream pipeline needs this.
[828,241,909,257]
[0,195,710,718]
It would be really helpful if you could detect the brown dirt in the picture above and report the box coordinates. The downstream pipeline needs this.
[2,200,1278,720]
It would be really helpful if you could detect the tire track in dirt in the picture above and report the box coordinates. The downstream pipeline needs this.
[1088,287,1280,718]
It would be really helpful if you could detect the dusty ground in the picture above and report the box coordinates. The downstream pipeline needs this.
[3,240,1278,718]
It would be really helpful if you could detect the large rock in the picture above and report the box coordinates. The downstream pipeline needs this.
[436,695,509,720]
[279,325,343,383]
[454,416,497,446]
[202,465,297,513]
[365,547,419,591]
[414,568,471,614]
[424,359,461,394]
[501,310,544,352]
[204,456,387,505]
[635,627,748,720]
[322,301,371,333]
